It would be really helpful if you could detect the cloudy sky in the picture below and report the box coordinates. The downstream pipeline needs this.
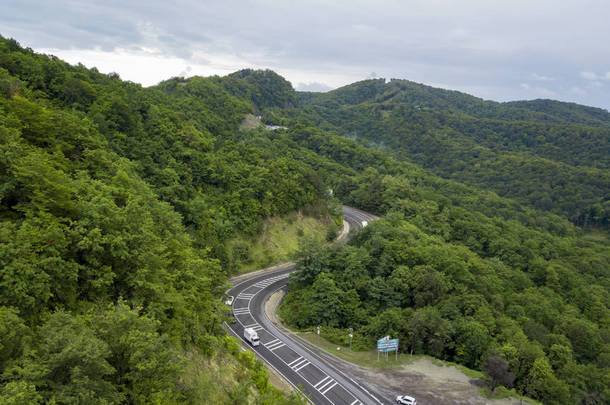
[2,0,610,109]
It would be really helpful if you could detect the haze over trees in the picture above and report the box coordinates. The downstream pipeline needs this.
[1,36,608,404]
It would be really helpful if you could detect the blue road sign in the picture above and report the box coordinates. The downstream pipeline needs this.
[377,337,399,352]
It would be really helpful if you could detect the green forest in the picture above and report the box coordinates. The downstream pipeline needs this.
[278,78,610,228]
[1,36,608,404]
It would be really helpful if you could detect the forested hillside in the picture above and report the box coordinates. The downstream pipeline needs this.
[279,127,610,404]
[279,78,610,228]
[273,83,610,403]
[0,37,315,404]
[1,36,608,405]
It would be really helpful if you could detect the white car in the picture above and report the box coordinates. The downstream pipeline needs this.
[396,395,416,405]
[224,296,234,306]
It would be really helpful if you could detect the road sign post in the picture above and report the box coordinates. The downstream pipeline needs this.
[377,336,399,361]
[349,328,353,352]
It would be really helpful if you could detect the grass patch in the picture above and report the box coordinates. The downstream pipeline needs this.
[293,330,541,404]
[227,210,332,274]
[293,330,417,370]
[183,337,308,404]
[239,113,263,130]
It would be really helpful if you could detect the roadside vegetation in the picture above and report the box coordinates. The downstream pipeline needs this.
[292,329,540,403]
[226,207,337,274]
[1,35,607,405]
[0,37,317,404]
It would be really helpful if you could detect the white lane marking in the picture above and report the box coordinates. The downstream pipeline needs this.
[313,375,332,389]
[233,308,250,315]
[317,378,335,392]
[253,274,289,288]
[265,338,280,346]
[230,267,366,405]
[291,358,308,369]
[265,340,284,350]
[243,322,258,329]
[320,381,338,395]
[223,322,314,405]
[268,343,286,351]
[349,377,384,405]
[350,400,359,405]
[293,360,311,372]
[287,356,304,367]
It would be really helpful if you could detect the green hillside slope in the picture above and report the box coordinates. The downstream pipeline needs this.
[287,79,610,228]
[0,37,312,404]
[1,36,608,405]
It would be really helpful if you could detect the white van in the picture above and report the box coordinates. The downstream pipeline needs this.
[244,327,260,346]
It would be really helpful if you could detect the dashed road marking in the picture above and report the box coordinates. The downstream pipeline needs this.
[314,375,332,389]
[266,341,286,351]
[289,357,311,372]
[292,358,311,372]
[287,356,304,367]
[320,381,338,395]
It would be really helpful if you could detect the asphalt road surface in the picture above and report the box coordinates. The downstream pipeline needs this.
[226,206,383,405]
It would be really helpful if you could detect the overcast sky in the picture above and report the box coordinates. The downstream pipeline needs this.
[2,0,610,109]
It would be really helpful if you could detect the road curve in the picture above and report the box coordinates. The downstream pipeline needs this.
[226,206,380,405]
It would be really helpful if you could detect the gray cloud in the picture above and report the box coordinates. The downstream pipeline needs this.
[296,82,333,92]
[1,0,609,109]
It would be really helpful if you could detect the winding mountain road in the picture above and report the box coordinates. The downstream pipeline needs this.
[225,206,383,405]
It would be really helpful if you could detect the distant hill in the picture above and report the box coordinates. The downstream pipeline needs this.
[505,98,610,127]
[289,79,610,228]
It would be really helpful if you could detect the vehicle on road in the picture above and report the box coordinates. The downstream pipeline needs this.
[225,295,234,306]
[244,327,260,346]
[396,395,416,405]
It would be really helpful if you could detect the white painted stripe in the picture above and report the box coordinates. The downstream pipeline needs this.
[269,343,285,351]
[350,400,359,405]
[317,379,334,392]
[287,356,303,367]
[243,323,258,328]
[265,338,280,346]
[292,358,308,369]
[266,340,284,350]
[294,361,310,372]
[291,358,309,370]
[314,376,332,389]
[321,381,338,395]
[252,326,264,331]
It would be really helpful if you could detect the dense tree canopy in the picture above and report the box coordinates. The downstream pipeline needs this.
[280,78,610,228]
[0,36,315,404]
[1,35,608,405]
